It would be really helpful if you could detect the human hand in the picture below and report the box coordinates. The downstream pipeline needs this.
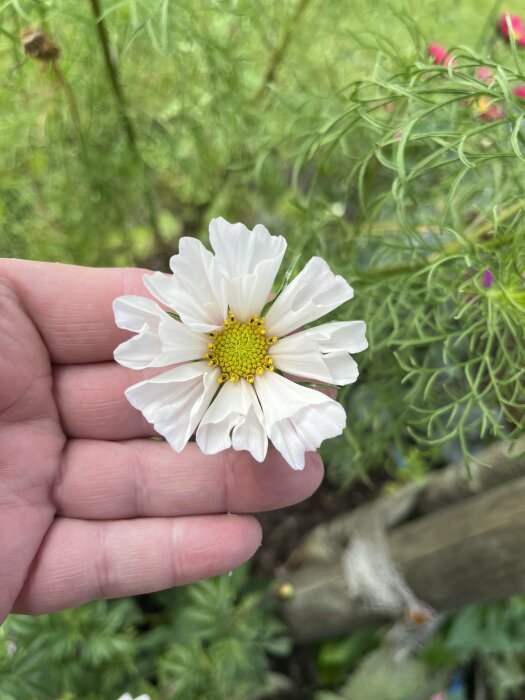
[0,259,323,623]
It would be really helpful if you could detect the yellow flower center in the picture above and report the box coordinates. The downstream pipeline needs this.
[204,311,277,383]
[474,96,491,113]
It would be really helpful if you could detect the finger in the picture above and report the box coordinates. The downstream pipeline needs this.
[13,514,261,615]
[54,362,156,440]
[0,259,151,364]
[53,439,324,519]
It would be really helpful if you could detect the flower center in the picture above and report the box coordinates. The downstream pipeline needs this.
[204,311,277,383]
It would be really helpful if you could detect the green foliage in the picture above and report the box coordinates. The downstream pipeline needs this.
[315,647,431,700]
[0,599,143,699]
[311,53,525,481]
[1,568,288,699]
[422,596,525,699]
[316,629,379,686]
[446,597,525,659]
[155,568,290,700]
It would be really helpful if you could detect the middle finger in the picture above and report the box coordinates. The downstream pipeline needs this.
[52,438,324,519]
[54,362,157,440]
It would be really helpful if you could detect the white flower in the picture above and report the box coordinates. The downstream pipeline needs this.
[113,218,367,469]
[116,694,150,700]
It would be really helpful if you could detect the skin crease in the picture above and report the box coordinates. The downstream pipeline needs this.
[0,259,325,623]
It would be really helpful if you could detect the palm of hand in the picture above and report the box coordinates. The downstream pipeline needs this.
[0,260,322,623]
[0,273,62,622]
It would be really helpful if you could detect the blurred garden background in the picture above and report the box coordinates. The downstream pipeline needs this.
[1,0,525,698]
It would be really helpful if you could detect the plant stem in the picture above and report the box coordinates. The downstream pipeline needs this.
[88,0,167,253]
[51,62,84,146]
[89,0,137,150]
[201,0,314,225]
[254,0,312,102]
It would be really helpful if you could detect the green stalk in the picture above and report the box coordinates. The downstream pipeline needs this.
[254,0,313,101]
[88,0,167,254]
[89,0,137,150]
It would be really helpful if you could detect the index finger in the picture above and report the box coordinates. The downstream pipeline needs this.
[0,259,151,364]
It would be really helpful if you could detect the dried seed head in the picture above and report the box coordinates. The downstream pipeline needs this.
[21,28,60,62]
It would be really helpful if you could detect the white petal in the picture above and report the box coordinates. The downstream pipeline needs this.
[254,372,346,469]
[322,351,359,384]
[157,315,209,362]
[113,296,208,369]
[144,238,228,332]
[269,320,366,385]
[209,217,286,321]
[296,321,368,354]
[270,336,334,385]
[125,362,220,452]
[231,398,268,462]
[196,380,267,462]
[264,257,354,337]
[113,296,164,370]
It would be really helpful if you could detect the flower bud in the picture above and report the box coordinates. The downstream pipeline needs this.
[475,66,494,84]
[498,13,525,46]
[428,43,455,67]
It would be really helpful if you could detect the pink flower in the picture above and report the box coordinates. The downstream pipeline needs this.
[474,96,505,121]
[476,66,494,84]
[498,13,525,46]
[428,43,455,67]
[468,70,505,120]
[513,85,525,99]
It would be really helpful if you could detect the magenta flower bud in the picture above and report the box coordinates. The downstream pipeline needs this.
[482,270,495,288]
[428,43,455,67]
[513,85,525,99]
[498,13,525,45]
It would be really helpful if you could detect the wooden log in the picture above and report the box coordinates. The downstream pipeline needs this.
[390,475,525,611]
[290,437,525,570]
[412,436,525,516]
[281,475,525,642]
